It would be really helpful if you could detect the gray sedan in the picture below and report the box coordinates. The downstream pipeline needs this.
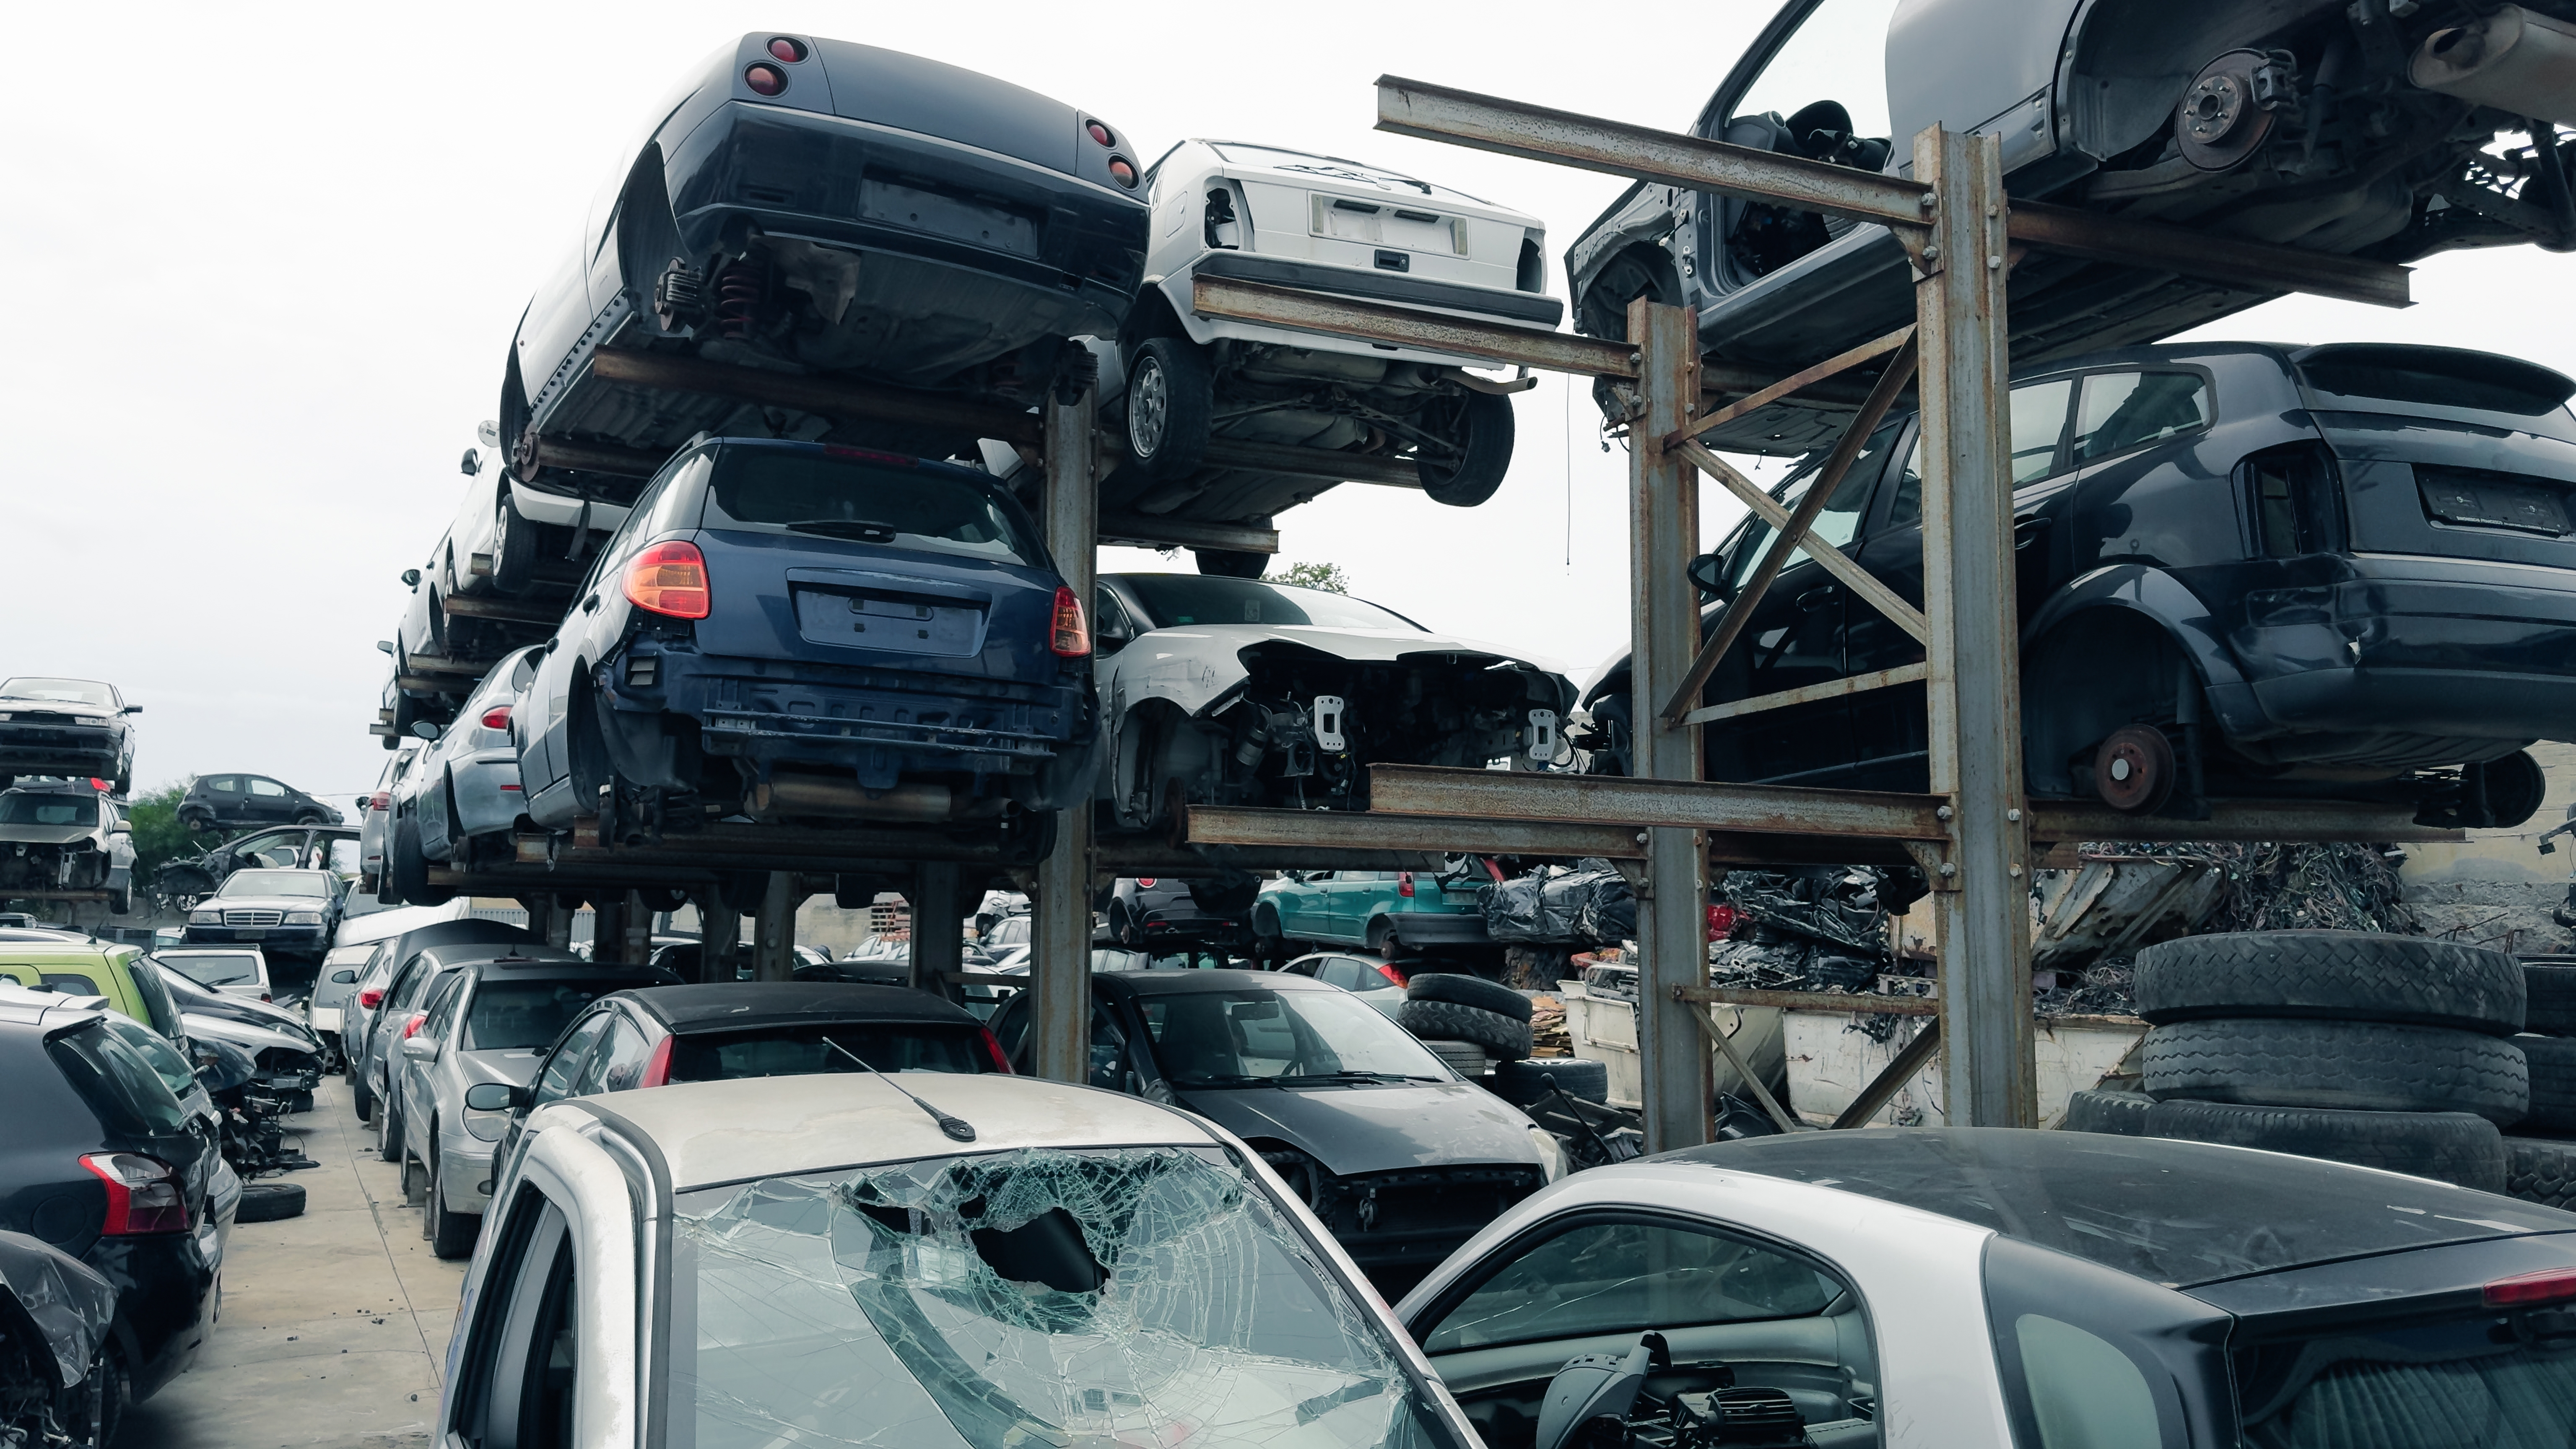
[392,958,674,1257]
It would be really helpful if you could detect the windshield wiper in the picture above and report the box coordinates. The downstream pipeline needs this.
[782,518,899,543]
[1281,1070,1441,1085]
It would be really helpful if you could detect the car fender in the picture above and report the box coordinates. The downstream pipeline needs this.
[2022,564,2266,737]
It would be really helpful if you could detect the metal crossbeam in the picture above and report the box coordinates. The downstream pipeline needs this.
[1097,511,1280,555]
[1680,663,1929,727]
[1678,442,1928,644]
[1181,804,1646,859]
[2008,199,2411,310]
[1368,766,1948,841]
[1194,275,1641,379]
[1673,325,1916,448]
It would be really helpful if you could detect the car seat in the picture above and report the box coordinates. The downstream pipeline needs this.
[1716,101,1892,286]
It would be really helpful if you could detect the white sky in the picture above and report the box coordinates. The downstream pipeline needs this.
[3,1,2570,813]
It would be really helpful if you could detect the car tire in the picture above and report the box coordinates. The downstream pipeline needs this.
[379,1098,405,1163]
[2140,1098,2507,1191]
[179,808,214,834]
[1406,972,1534,1022]
[1418,390,1516,508]
[91,1347,130,1449]
[1491,1056,1610,1106]
[2526,959,2576,1036]
[2135,932,2525,1036]
[1192,548,1268,579]
[390,817,452,907]
[1397,999,1533,1060]
[491,493,539,595]
[1109,902,1137,950]
[352,1074,375,1123]
[2141,1019,2530,1125]
[1121,337,1213,480]
[428,1150,478,1260]
[2518,1034,2576,1133]
[2507,1135,2576,1210]
[295,809,327,825]
[108,881,131,916]
[2060,1088,2158,1137]
[236,1180,308,1223]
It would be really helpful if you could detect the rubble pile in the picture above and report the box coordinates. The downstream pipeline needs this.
[2097,841,2419,936]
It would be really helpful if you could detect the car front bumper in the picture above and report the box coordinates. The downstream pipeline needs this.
[184,924,328,952]
[439,1135,498,1215]
[0,720,119,773]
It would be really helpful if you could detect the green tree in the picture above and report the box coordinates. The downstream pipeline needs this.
[122,784,198,883]
[1265,561,1351,594]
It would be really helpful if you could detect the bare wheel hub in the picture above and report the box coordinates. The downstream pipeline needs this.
[2094,725,2178,815]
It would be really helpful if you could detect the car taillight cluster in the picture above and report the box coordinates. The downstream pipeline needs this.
[625,540,711,620]
[1397,872,1416,898]
[81,1153,189,1235]
[1083,116,1137,189]
[747,35,805,95]
[480,706,512,730]
[979,1027,1014,1073]
[1375,962,1410,988]
[2487,1268,2576,1307]
[358,988,384,1009]
[638,1034,675,1088]
[398,1011,429,1041]
[1050,586,1090,657]
[368,792,390,812]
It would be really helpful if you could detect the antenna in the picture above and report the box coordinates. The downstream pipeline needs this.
[826,1036,976,1142]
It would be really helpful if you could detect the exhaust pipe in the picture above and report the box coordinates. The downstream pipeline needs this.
[745,775,955,823]
[2412,6,2576,126]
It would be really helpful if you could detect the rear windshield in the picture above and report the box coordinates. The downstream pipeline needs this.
[706,448,1039,567]
[101,1018,198,1104]
[126,958,181,1038]
[0,794,94,827]
[463,979,654,1051]
[2236,1307,2576,1446]
[665,1021,994,1083]
[162,953,261,987]
[219,870,331,898]
[47,1020,192,1135]
[1119,576,1423,631]
[2297,346,2576,418]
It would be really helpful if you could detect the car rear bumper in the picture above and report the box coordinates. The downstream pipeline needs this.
[2231,568,2576,745]
[89,1234,216,1400]
[448,753,526,840]
[1137,907,1242,941]
[1382,912,1492,946]
[0,724,119,771]
[643,650,1091,780]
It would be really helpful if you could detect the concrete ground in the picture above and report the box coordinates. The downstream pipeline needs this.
[123,1077,467,1449]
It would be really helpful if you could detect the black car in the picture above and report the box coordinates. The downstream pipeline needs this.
[511,438,1095,851]
[180,868,345,965]
[0,679,137,794]
[1580,342,2576,826]
[0,992,226,1441]
[500,33,1148,517]
[987,969,1559,1295]
[1107,876,1245,949]
[176,774,340,831]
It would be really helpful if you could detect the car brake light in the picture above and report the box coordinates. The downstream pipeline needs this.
[89,777,109,792]
[979,1027,1014,1073]
[399,1011,428,1041]
[1137,878,1158,890]
[1397,872,1415,898]
[744,62,787,96]
[1376,962,1410,988]
[481,706,512,730]
[639,1034,675,1088]
[1050,586,1090,657]
[358,989,383,1008]
[766,36,806,62]
[260,992,271,1003]
[2487,1269,2576,1307]
[624,540,710,620]
[1108,156,1138,188]
[1086,120,1114,147]
[81,1153,188,1235]
[368,791,390,811]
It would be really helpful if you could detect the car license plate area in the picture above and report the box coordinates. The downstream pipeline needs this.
[237,929,266,940]
[1307,195,1465,255]
[861,175,1039,258]
[2419,466,2571,537]
[794,587,985,657]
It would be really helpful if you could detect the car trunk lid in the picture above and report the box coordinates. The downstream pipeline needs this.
[692,528,1060,681]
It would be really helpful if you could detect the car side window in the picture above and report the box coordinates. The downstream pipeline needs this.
[1887,377,2081,530]
[250,778,286,797]
[460,1192,580,1449]
[420,975,468,1046]
[579,1013,651,1094]
[209,777,239,794]
[1418,1215,1847,1352]
[1094,585,1137,644]
[1725,425,1895,592]
[1316,958,1364,989]
[2070,371,2210,465]
[534,1012,612,1106]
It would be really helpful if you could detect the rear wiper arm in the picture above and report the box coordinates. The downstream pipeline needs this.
[783,519,899,542]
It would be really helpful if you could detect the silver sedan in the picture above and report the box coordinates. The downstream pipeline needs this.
[386,646,538,901]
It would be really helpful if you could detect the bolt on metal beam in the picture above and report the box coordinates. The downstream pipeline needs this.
[1031,384,1100,1084]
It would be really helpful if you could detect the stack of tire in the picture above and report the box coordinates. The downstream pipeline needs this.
[2065,932,2526,1192]
[2507,957,2576,1209]
[1393,974,1611,1104]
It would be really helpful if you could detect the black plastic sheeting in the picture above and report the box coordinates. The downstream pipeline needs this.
[1478,861,1635,946]
[0,1229,115,1390]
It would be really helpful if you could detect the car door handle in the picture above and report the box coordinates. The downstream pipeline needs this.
[581,595,600,613]
[2014,516,2052,551]
[1796,587,1836,612]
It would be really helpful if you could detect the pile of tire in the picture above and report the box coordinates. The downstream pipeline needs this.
[2508,957,2576,1209]
[2064,932,2527,1193]
[1391,973,1613,1106]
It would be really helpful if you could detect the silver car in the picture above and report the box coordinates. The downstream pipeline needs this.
[344,917,535,1122]
[152,947,272,1002]
[393,957,673,1258]
[306,942,377,1054]
[366,941,579,1169]
[388,647,539,905]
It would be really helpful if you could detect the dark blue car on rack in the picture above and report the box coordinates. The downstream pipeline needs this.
[512,439,1095,855]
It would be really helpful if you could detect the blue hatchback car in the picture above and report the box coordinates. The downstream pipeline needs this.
[512,439,1095,854]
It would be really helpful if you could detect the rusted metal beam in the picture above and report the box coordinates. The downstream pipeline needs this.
[525,436,668,478]
[1671,325,1915,449]
[2007,200,2411,310]
[1182,803,1646,859]
[1096,511,1280,555]
[2026,798,2467,845]
[1680,441,1928,644]
[1657,338,1919,725]
[1832,1018,1943,1129]
[1198,436,1424,489]
[1675,983,1940,1016]
[1368,766,1950,841]
[1031,382,1098,1085]
[398,654,494,678]
[1194,276,1640,379]
[588,346,1044,446]
[1377,75,1933,229]
[441,595,560,626]
[1682,663,1929,727]
[393,675,452,696]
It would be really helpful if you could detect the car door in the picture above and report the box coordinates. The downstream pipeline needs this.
[203,776,243,821]
[245,776,292,823]
[402,973,469,1136]
[445,1187,586,1448]
[1324,873,1392,943]
[1269,876,1330,942]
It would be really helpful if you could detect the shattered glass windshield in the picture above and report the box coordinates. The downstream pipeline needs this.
[676,1145,1459,1449]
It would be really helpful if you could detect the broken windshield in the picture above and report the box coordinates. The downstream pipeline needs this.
[675,1144,1459,1449]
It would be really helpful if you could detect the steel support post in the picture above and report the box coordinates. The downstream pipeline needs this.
[696,890,739,983]
[544,896,575,951]
[592,893,628,965]
[909,860,965,1001]
[1031,385,1099,1083]
[1628,298,1712,1153]
[752,871,799,982]
[1913,127,2036,1126]
[623,889,651,966]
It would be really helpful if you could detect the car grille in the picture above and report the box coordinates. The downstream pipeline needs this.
[223,909,285,927]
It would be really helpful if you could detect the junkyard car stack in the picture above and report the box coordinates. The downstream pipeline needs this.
[0,781,134,915]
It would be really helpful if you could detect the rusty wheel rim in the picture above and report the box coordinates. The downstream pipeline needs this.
[2095,725,2177,814]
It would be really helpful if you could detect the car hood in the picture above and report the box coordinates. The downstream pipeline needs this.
[1174,1079,1542,1177]
[456,1046,548,1089]
[1107,624,1570,718]
[184,1012,317,1059]
[0,699,113,720]
[0,822,102,847]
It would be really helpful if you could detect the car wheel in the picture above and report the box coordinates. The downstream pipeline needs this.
[1366,922,1409,964]
[91,1348,130,1449]
[1121,337,1213,480]
[2138,1098,2506,1192]
[428,1150,479,1260]
[1405,972,1533,1021]
[352,1072,375,1122]
[2061,1089,2158,1136]
[111,770,130,797]
[492,492,538,595]
[378,1097,405,1163]
[390,817,452,906]
[295,809,327,825]
[2092,724,2177,814]
[107,882,132,916]
[1395,999,1534,1059]
[2141,1019,2531,1124]
[1417,389,1517,507]
[1192,548,1267,579]
[235,1180,308,1223]
[179,808,215,833]
[2509,1137,2576,1210]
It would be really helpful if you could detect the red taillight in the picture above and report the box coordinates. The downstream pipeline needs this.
[368,792,390,812]
[1397,872,1416,898]
[1086,120,1114,147]
[744,63,787,96]
[766,36,806,62]
[1049,586,1090,657]
[2486,1269,2576,1307]
[260,992,271,1003]
[1374,962,1408,988]
[624,540,710,620]
[480,705,512,730]
[399,1011,428,1041]
[639,1034,675,1088]
[1137,878,1158,889]
[90,777,109,793]
[979,1027,1014,1073]
[81,1153,188,1236]
[1108,156,1138,188]
[1708,904,1740,942]
[358,989,383,1008]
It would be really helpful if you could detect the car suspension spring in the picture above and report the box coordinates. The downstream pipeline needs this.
[714,261,765,340]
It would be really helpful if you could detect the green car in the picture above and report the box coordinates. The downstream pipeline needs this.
[1253,867,1492,960]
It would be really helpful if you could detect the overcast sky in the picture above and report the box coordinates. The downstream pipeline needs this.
[4,1,2570,814]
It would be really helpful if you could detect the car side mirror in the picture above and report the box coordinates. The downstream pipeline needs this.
[331,970,358,984]
[410,721,441,740]
[464,1081,519,1112]
[376,640,397,655]
[120,705,143,715]
[402,569,422,588]
[1685,551,1730,599]
[461,447,481,476]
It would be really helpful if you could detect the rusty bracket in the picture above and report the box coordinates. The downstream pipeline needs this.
[1902,838,1958,891]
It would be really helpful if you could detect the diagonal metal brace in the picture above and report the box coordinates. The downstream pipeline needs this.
[1670,325,1915,449]
[1682,995,1808,1133]
[1656,337,1920,725]
[1679,441,1928,647]
[1830,1018,1943,1129]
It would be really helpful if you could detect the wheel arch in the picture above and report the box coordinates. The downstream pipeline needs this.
[2019,567,2258,797]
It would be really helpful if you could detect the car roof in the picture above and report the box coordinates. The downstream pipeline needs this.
[1097,968,1326,995]
[561,1072,1218,1192]
[465,961,674,987]
[0,986,108,1030]
[619,982,978,1032]
[1674,1128,2576,1288]
[0,941,120,962]
[414,942,584,971]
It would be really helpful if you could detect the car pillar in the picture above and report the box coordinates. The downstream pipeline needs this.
[909,861,966,1002]
[1030,378,1099,1083]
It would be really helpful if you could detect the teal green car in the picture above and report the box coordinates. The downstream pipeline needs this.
[1253,866,1493,959]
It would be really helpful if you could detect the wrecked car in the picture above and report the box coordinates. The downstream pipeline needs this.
[1579,342,2576,826]
[1255,864,1496,960]
[1569,0,2576,453]
[501,33,1146,495]
[156,823,358,906]
[1093,573,1572,832]
[0,783,133,915]
[511,438,1093,856]
[0,680,135,794]
[1094,139,1554,575]
[989,969,1561,1295]
[444,1070,1480,1449]
[0,1226,117,1448]
[382,647,539,905]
